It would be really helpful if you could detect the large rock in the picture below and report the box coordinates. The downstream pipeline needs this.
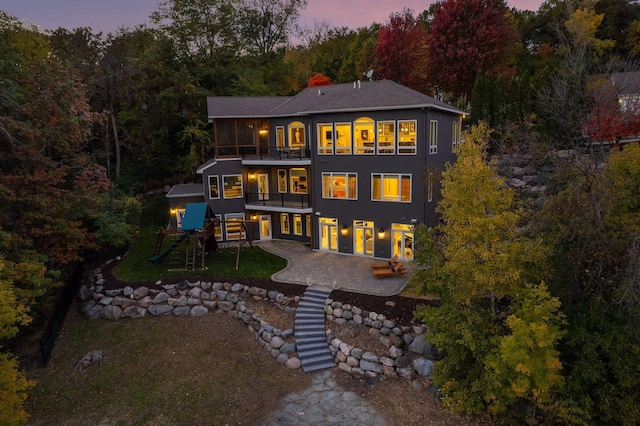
[217,301,234,311]
[101,305,122,321]
[190,306,209,316]
[86,304,103,320]
[413,358,435,377]
[148,305,174,316]
[173,306,190,316]
[168,296,188,307]
[152,292,170,304]
[123,306,146,318]
[79,285,93,302]
[133,286,149,299]
[187,287,202,298]
[80,299,96,314]
[111,296,135,308]
[285,357,301,369]
[359,359,383,374]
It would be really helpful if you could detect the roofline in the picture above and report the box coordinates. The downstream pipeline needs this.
[166,192,204,199]
[208,104,465,120]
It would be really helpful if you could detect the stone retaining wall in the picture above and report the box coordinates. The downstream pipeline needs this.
[80,262,439,385]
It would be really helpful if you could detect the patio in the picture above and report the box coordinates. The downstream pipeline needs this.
[258,240,411,297]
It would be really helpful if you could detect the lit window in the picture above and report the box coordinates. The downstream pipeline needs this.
[222,175,243,198]
[372,174,411,202]
[208,175,219,199]
[318,123,333,155]
[276,126,285,150]
[306,215,311,236]
[225,213,245,240]
[214,214,222,241]
[288,121,305,148]
[398,120,417,155]
[293,214,303,235]
[335,123,352,154]
[354,117,375,155]
[429,120,438,154]
[377,121,395,154]
[322,173,357,199]
[428,173,433,202]
[281,213,290,234]
[277,169,287,193]
[290,168,307,194]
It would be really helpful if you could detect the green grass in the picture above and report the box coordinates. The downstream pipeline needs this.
[112,195,287,282]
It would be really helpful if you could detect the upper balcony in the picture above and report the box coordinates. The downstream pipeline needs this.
[244,192,312,213]
[241,145,311,166]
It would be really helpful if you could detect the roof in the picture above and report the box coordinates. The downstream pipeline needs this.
[206,79,465,119]
[181,202,212,231]
[165,183,204,199]
[196,158,217,174]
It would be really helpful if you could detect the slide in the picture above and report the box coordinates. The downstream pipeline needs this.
[149,233,186,264]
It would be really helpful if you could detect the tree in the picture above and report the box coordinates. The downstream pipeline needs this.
[425,0,520,97]
[414,124,565,421]
[375,8,429,93]
[307,72,332,86]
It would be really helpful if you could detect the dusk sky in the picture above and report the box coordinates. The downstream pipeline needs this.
[2,0,546,36]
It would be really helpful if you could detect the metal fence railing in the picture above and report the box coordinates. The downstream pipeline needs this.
[3,263,85,371]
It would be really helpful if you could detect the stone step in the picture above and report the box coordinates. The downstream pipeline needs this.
[302,360,337,373]
[297,300,325,310]
[295,311,325,320]
[295,329,325,340]
[300,294,327,304]
[295,341,330,352]
[304,287,332,296]
[295,324,325,333]
[295,335,328,345]
[295,319,324,327]
[301,354,336,373]
[297,347,332,359]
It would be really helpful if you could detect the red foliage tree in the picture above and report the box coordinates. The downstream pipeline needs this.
[375,8,429,93]
[583,79,640,142]
[425,0,519,97]
[307,73,333,87]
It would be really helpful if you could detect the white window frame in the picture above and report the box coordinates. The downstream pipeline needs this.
[224,213,245,240]
[428,172,433,202]
[208,175,220,199]
[371,173,412,203]
[377,121,396,155]
[452,120,461,152]
[429,120,438,155]
[293,214,303,235]
[398,120,417,155]
[354,117,375,155]
[322,172,357,200]
[222,174,243,199]
[334,122,352,155]
[281,213,290,234]
[276,126,285,150]
[317,123,334,155]
[289,168,307,194]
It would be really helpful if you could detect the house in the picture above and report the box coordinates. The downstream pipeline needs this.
[171,79,464,261]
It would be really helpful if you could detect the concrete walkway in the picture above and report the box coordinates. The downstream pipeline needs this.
[258,240,410,296]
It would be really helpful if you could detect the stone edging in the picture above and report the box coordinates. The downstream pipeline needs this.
[79,262,439,385]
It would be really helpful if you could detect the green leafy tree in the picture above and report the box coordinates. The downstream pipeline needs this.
[415,123,565,421]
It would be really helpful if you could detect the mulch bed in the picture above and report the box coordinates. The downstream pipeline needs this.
[99,261,436,325]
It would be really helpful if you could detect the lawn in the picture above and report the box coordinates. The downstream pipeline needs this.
[112,196,287,283]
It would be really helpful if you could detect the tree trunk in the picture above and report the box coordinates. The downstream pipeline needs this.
[109,101,121,180]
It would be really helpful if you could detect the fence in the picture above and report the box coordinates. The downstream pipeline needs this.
[3,262,85,370]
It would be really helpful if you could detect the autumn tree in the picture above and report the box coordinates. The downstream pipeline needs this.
[424,0,520,97]
[375,8,429,93]
[307,72,332,86]
[414,123,566,421]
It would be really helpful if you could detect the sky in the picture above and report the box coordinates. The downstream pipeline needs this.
[2,0,546,36]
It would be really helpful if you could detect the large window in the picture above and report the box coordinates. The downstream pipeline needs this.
[322,172,357,199]
[290,168,307,194]
[277,169,287,193]
[225,213,245,240]
[276,126,285,150]
[377,121,395,154]
[215,119,268,157]
[429,120,438,154]
[222,175,243,198]
[317,123,333,155]
[354,117,375,154]
[288,121,305,148]
[208,175,219,199]
[372,174,411,202]
[398,120,417,155]
[335,122,352,154]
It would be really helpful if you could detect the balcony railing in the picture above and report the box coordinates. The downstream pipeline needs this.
[240,145,311,160]
[245,192,311,209]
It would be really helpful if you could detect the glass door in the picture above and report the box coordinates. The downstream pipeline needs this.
[259,215,272,240]
[257,173,269,200]
[319,217,338,252]
[392,224,414,260]
[354,220,374,256]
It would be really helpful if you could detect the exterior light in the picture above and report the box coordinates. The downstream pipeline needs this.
[377,226,386,239]
[249,173,255,180]
[340,224,348,236]
[251,215,257,220]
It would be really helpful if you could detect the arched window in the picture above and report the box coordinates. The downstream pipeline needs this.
[288,121,306,148]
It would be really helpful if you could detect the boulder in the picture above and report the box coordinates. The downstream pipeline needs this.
[190,306,209,316]
[101,305,122,321]
[285,357,301,369]
[148,305,174,316]
[413,358,435,377]
[123,306,146,318]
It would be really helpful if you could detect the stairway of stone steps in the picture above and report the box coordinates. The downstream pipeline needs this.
[295,286,336,373]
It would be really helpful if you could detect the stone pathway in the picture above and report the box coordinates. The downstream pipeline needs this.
[261,370,387,426]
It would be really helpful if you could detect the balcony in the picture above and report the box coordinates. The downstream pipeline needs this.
[245,192,312,213]
[241,145,311,166]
